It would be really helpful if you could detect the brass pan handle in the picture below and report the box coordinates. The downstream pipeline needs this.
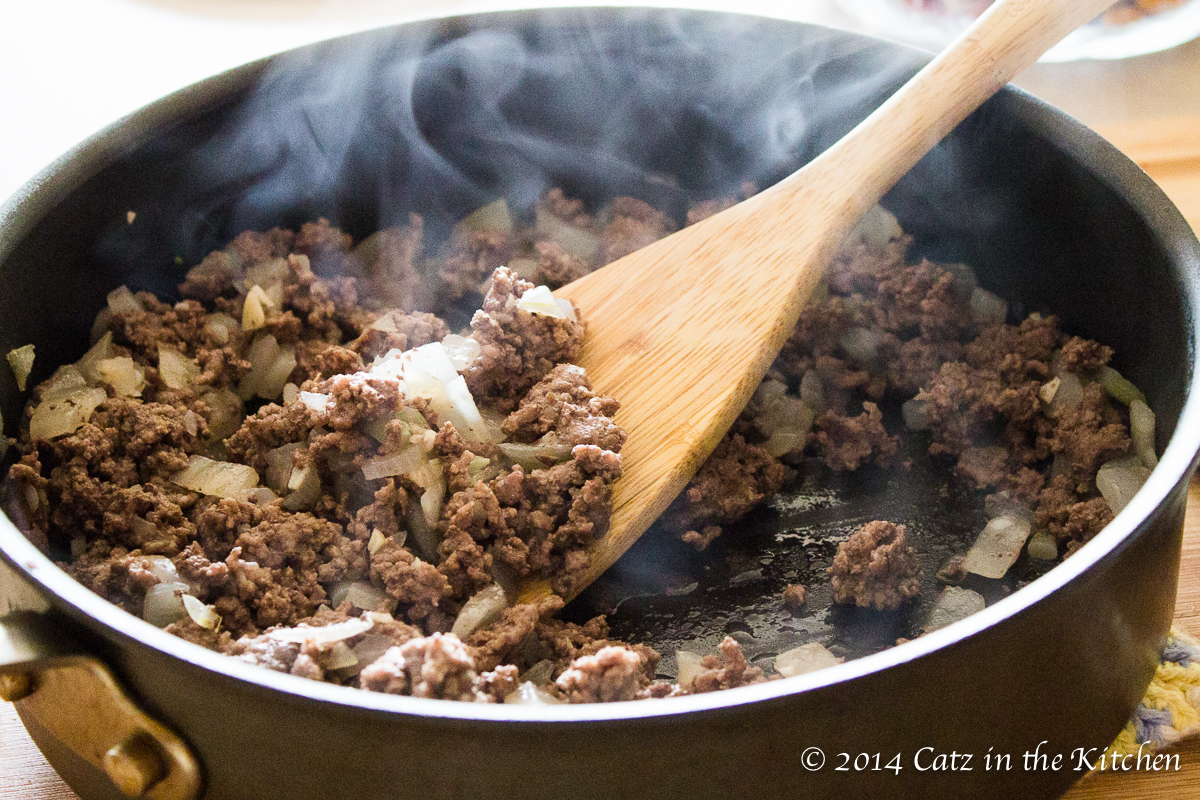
[1,559,201,800]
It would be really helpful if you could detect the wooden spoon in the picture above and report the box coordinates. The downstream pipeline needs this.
[516,0,1117,605]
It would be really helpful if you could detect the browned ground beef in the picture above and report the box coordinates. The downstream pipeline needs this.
[4,185,1143,703]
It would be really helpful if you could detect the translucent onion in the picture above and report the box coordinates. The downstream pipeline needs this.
[441,334,482,371]
[200,388,244,441]
[328,581,396,613]
[29,387,107,440]
[962,515,1032,579]
[107,285,144,315]
[675,650,705,690]
[368,528,388,555]
[204,313,239,345]
[74,331,114,385]
[256,347,297,401]
[799,370,826,412]
[182,595,221,629]
[453,198,513,238]
[325,641,359,671]
[450,584,508,639]
[143,582,190,627]
[520,660,556,687]
[268,617,374,645]
[241,284,272,331]
[970,287,1007,327]
[7,344,34,391]
[281,461,320,511]
[923,586,986,634]
[346,635,396,677]
[265,443,300,493]
[1101,366,1146,407]
[143,555,181,585]
[839,327,881,363]
[1026,530,1058,561]
[504,682,566,705]
[848,204,902,255]
[1047,373,1083,417]
[406,499,441,562]
[157,345,200,390]
[516,285,567,319]
[362,447,427,481]
[499,442,573,471]
[902,394,930,431]
[40,364,88,402]
[97,357,146,397]
[1129,399,1157,470]
[237,333,281,401]
[535,207,599,263]
[774,642,844,678]
[171,455,259,501]
[282,383,299,406]
[1096,456,1152,515]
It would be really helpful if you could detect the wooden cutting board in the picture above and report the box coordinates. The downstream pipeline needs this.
[3,113,1200,800]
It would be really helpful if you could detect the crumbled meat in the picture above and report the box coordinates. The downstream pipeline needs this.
[555,645,648,703]
[828,521,922,610]
[689,636,767,693]
[782,584,807,610]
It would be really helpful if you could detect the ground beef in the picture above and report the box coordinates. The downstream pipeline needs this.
[689,636,768,693]
[555,645,648,703]
[828,521,922,611]
[437,229,512,301]
[782,584,807,610]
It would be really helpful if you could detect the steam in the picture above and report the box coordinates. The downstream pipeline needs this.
[181,8,929,252]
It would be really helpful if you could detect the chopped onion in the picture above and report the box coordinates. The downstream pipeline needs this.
[325,641,359,671]
[1026,530,1058,561]
[676,650,705,690]
[520,660,556,687]
[453,198,513,238]
[368,528,388,555]
[499,442,574,471]
[1129,399,1157,470]
[74,331,114,384]
[902,394,930,431]
[1047,372,1083,417]
[107,285,144,315]
[420,471,445,527]
[329,581,396,613]
[775,642,844,678]
[299,391,330,412]
[97,356,146,397]
[237,333,281,401]
[243,257,289,292]
[204,313,239,345]
[507,257,539,281]
[847,204,902,255]
[347,634,396,677]
[362,446,428,481]
[200,388,244,441]
[970,287,1007,327]
[182,594,221,629]
[41,364,88,402]
[269,617,374,645]
[505,682,566,705]
[143,555,180,585]
[265,443,301,493]
[535,207,599,263]
[241,284,272,331]
[7,344,34,391]
[799,370,826,412]
[157,345,200,390]
[282,383,299,406]
[451,584,508,639]
[757,388,814,458]
[923,586,986,634]
[441,334,482,371]
[962,515,1032,579]
[143,582,189,627]
[1096,456,1151,515]
[171,455,259,500]
[940,261,978,300]
[281,461,320,511]
[29,387,107,440]
[1101,366,1146,406]
[516,285,567,319]
[257,346,297,400]
[406,497,441,562]
[839,327,881,363]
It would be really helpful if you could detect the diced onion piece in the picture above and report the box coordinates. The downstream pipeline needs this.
[1101,366,1146,406]
[535,207,599,263]
[420,473,445,528]
[143,555,180,585]
[243,257,289,293]
[799,370,826,412]
[157,345,200,390]
[499,442,574,471]
[676,650,705,690]
[839,327,881,363]
[406,494,441,562]
[325,641,359,671]
[171,455,259,501]
[755,384,815,458]
[107,285,144,315]
[282,383,299,406]
[847,204,902,255]
[923,586,986,634]
[507,257,539,281]
[775,642,844,678]
[1096,456,1152,516]
[504,682,566,705]
[368,528,388,555]
[940,261,978,300]
[348,635,396,677]
[1048,372,1083,417]
[265,443,301,493]
[1129,399,1157,470]
[1039,377,1060,405]
[329,581,396,613]
[516,285,567,318]
[201,388,244,441]
[902,394,930,431]
[242,284,272,331]
[268,617,374,645]
[454,198,513,238]
[1026,530,1058,561]
[143,582,190,627]
[247,487,278,504]
[281,461,320,511]
[30,387,107,440]
[962,515,1032,579]
[441,334,482,371]
[7,344,34,391]
[298,391,330,413]
[555,298,578,323]
[205,313,239,345]
[257,346,296,400]
[41,364,88,402]
[97,357,146,397]
[237,333,281,401]
[399,341,459,383]
[451,584,508,639]
[521,660,555,687]
[362,446,428,481]
[182,594,221,629]
[75,331,114,384]
[970,287,1007,326]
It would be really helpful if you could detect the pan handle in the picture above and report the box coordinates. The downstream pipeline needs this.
[1,560,201,800]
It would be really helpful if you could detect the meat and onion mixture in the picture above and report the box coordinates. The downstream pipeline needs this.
[2,185,1157,703]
